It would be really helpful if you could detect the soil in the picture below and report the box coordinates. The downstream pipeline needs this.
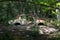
[0,24,59,40]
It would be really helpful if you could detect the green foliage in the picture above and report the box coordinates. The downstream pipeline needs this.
[0,0,60,24]
[50,19,60,28]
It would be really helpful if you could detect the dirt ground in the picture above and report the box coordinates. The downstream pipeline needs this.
[0,24,60,40]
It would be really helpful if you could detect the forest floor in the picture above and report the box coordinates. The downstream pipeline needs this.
[0,24,60,40]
